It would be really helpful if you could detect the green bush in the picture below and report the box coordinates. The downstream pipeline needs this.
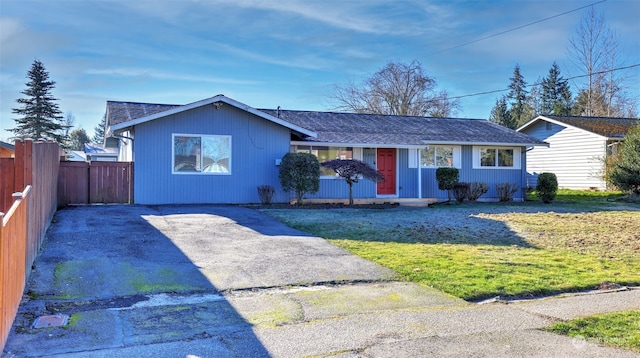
[279,152,320,205]
[536,172,558,203]
[435,167,459,201]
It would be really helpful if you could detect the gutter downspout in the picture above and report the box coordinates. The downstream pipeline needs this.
[417,149,422,199]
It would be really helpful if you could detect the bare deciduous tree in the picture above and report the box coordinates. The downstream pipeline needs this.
[567,7,637,117]
[330,60,460,117]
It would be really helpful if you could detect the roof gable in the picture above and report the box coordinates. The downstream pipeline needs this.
[106,95,316,138]
[519,115,639,139]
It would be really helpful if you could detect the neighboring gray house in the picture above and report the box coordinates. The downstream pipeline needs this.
[517,115,639,190]
[83,143,118,162]
[106,94,547,205]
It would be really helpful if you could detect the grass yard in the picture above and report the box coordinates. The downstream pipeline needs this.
[263,200,639,301]
[547,310,640,352]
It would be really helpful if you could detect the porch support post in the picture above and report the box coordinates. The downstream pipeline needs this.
[417,149,422,199]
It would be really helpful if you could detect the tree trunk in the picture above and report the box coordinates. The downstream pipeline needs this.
[348,182,354,206]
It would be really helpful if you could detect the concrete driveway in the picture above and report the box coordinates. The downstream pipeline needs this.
[4,205,639,357]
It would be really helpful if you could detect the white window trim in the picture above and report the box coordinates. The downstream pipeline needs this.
[172,133,232,175]
[416,146,461,169]
[472,146,521,169]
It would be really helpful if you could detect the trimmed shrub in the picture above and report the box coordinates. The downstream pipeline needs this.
[496,182,518,202]
[435,167,459,201]
[452,182,470,203]
[536,172,558,203]
[468,182,489,201]
[278,152,320,205]
[257,185,275,205]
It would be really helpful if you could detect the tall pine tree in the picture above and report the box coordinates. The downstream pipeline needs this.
[11,60,65,143]
[507,64,529,128]
[540,62,572,115]
[93,113,106,144]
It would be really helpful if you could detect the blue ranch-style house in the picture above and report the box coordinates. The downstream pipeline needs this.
[105,94,547,205]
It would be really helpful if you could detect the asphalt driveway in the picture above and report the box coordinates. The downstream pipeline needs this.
[4,205,638,357]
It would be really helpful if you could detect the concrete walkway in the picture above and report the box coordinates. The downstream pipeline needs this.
[3,205,639,357]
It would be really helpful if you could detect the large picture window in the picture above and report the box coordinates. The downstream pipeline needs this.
[473,147,520,169]
[294,145,356,177]
[173,134,231,174]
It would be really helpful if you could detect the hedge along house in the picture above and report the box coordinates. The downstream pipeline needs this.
[106,94,548,205]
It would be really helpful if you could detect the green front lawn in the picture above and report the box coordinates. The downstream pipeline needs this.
[264,201,639,301]
[547,310,640,352]
[526,188,625,203]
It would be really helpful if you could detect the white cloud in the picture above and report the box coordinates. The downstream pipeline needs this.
[84,67,263,85]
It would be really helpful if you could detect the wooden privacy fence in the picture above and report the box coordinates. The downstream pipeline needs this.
[58,161,133,205]
[0,187,30,350]
[0,140,60,350]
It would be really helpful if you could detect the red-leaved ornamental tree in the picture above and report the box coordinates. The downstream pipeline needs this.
[321,159,384,206]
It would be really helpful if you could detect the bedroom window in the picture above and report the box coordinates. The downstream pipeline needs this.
[173,134,231,174]
[474,147,520,169]
[420,146,458,167]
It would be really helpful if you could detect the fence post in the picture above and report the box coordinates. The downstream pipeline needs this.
[0,211,4,351]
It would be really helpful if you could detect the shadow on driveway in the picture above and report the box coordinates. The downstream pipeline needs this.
[4,204,395,357]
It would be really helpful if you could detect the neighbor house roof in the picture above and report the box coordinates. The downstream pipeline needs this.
[0,141,15,151]
[84,143,118,156]
[518,115,639,139]
[259,109,548,147]
[106,95,316,138]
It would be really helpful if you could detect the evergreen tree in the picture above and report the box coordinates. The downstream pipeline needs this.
[93,113,106,144]
[11,60,66,142]
[540,62,572,115]
[68,128,91,151]
[609,124,640,196]
[489,96,516,129]
[506,64,529,128]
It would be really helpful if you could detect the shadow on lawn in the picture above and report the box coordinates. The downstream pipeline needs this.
[394,216,534,248]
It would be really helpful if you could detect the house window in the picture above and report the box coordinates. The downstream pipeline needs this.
[420,146,457,167]
[294,145,357,177]
[473,147,520,169]
[173,134,231,174]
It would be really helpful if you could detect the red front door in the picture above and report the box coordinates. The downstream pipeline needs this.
[377,148,396,195]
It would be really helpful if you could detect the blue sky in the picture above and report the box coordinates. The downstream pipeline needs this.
[1,0,639,141]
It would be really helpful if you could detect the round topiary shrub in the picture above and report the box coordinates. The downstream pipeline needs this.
[536,172,558,203]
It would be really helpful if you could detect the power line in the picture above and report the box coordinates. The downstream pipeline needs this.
[448,63,640,100]
[434,0,607,54]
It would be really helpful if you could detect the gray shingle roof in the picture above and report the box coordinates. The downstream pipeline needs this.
[105,99,547,146]
[107,101,180,126]
[259,109,547,146]
[541,115,639,139]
